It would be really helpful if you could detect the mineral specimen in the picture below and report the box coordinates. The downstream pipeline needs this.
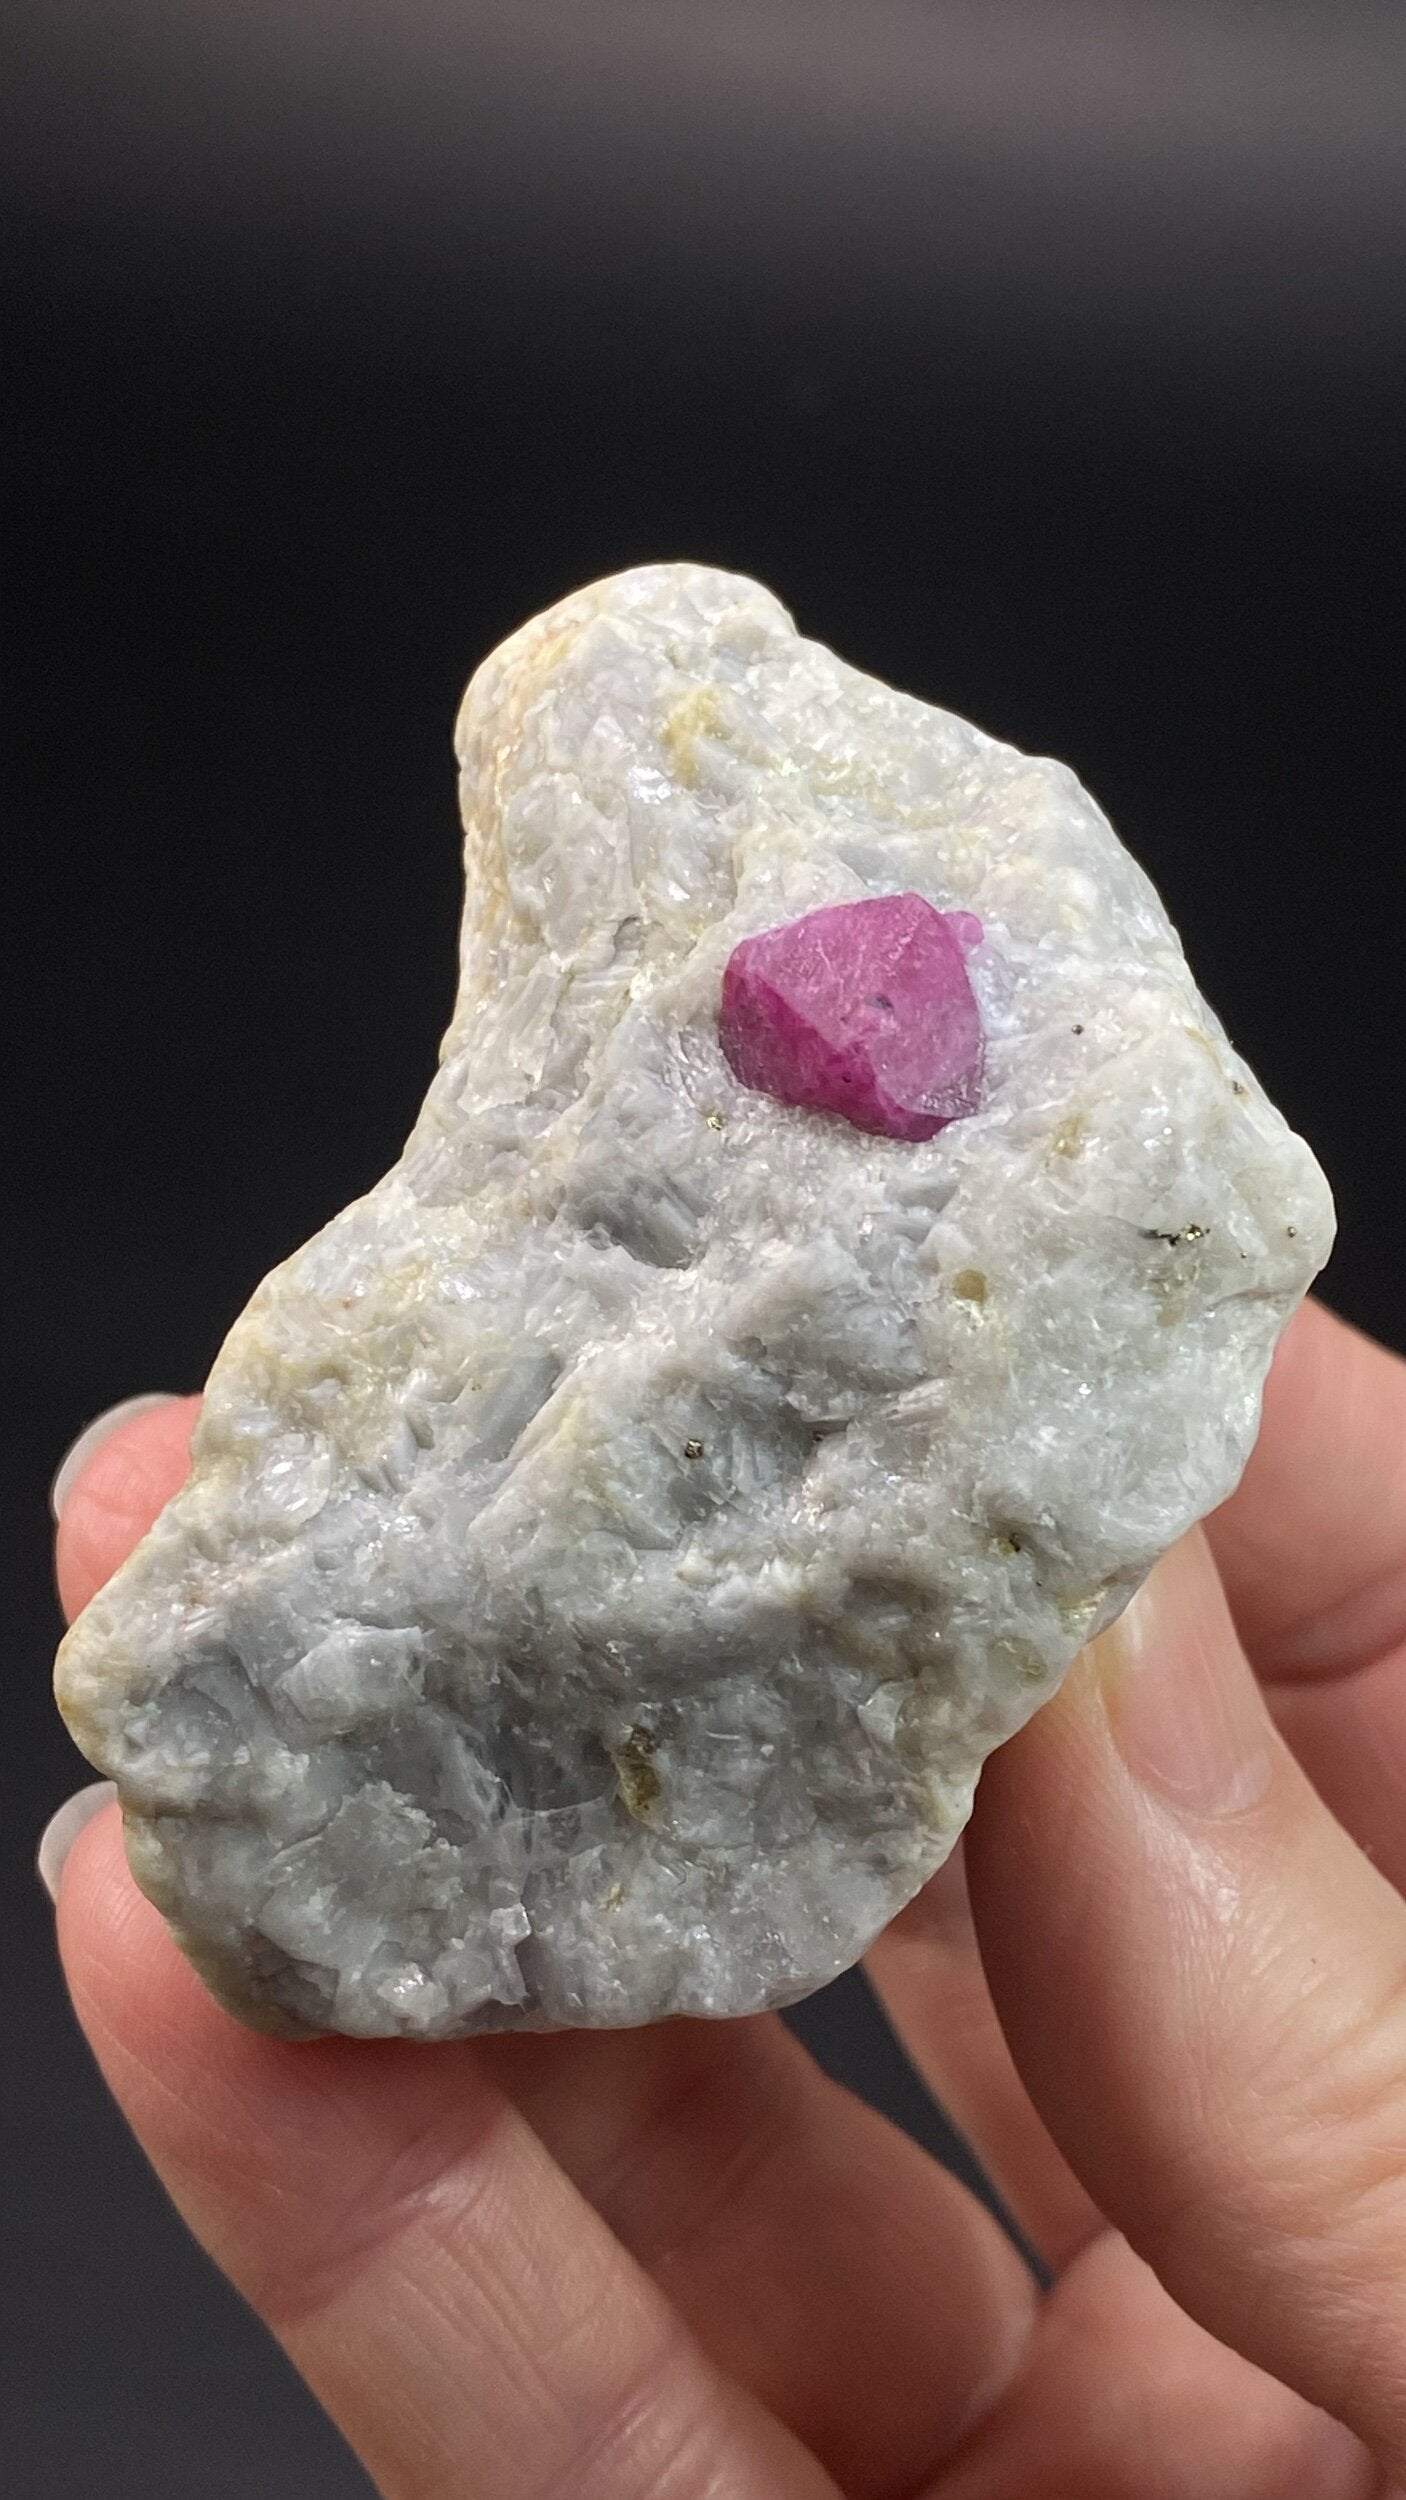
[55,563,1334,2039]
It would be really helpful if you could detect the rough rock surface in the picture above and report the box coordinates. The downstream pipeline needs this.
[55,564,1334,2039]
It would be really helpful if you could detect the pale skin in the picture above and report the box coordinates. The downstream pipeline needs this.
[50,1299,1406,2497]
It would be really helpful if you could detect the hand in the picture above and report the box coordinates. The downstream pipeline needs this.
[47,1301,1406,2497]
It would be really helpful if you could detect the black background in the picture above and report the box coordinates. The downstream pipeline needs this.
[5,5,1404,2491]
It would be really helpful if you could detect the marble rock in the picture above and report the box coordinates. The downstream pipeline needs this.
[55,564,1334,2039]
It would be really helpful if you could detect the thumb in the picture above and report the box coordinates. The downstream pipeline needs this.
[966,1528,1406,2473]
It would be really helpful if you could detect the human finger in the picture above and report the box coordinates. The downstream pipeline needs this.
[53,1404,1038,2496]
[924,2231,1378,2500]
[966,1527,1406,2476]
[59,1806,842,2500]
[866,1844,1101,2268]
[53,1393,199,1618]
[1205,1299,1406,1689]
[872,1298,1406,2253]
[478,2017,1035,2496]
[1205,1301,1406,1890]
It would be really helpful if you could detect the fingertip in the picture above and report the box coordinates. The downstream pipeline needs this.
[55,1799,299,2202]
[54,1394,201,1620]
[56,1797,201,2062]
[54,1800,219,2133]
[37,1780,118,1903]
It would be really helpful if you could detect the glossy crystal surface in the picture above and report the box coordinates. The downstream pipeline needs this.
[719,892,984,1140]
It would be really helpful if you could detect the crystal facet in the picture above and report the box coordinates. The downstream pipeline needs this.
[719,892,984,1140]
[54,564,1334,2041]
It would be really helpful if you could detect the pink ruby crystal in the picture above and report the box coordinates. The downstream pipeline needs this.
[718,892,984,1142]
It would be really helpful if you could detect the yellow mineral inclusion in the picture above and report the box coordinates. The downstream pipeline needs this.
[662,684,726,787]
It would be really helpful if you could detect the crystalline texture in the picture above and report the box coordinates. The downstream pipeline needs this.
[719,892,984,1140]
[54,564,1334,2041]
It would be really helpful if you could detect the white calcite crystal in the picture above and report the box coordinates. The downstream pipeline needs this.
[56,565,1333,2038]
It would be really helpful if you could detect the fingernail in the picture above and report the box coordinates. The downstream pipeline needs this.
[37,1782,118,1902]
[51,1395,176,1522]
[1095,1530,1274,1818]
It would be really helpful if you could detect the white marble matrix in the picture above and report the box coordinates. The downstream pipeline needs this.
[55,565,1333,2037]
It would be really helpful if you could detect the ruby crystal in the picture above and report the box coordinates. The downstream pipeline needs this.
[718,892,984,1141]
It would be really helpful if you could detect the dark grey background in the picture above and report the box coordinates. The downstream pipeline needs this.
[5,4,1404,2490]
